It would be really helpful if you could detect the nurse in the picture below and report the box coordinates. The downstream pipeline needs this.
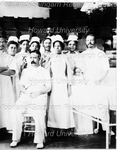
[7,36,19,57]
[7,36,19,100]
[47,35,75,133]
[0,36,17,131]
[15,35,30,72]
[29,36,40,52]
[66,34,85,72]
[66,35,93,135]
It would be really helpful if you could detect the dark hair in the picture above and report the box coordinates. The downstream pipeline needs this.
[29,50,41,58]
[43,37,52,43]
[53,41,64,50]
[66,40,78,46]
[19,40,29,44]
[7,41,18,48]
[86,33,96,41]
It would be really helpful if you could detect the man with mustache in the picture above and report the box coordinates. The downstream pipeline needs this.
[10,50,51,149]
[82,34,109,84]
[77,34,110,134]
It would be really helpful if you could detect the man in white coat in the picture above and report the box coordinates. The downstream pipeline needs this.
[82,34,109,85]
[81,34,110,133]
[10,50,51,149]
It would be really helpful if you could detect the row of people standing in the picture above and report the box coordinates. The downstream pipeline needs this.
[0,33,116,148]
[9,34,76,149]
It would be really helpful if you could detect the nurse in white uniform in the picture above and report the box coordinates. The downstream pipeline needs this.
[0,36,17,131]
[47,35,75,130]
[7,36,20,100]
[15,34,30,73]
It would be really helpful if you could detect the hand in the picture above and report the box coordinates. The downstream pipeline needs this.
[29,91,40,99]
[21,57,27,69]
[74,67,82,76]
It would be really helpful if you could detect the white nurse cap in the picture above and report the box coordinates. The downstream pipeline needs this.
[19,34,30,43]
[29,36,40,45]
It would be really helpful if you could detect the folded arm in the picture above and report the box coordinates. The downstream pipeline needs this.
[0,69,15,76]
[0,66,8,73]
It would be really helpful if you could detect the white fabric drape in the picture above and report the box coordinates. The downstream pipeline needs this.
[0,1,50,19]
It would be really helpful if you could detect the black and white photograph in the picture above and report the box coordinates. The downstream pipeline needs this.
[0,0,117,149]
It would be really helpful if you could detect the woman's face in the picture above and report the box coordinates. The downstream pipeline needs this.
[53,41,62,54]
[68,41,76,52]
[7,44,17,56]
[30,42,39,51]
[20,40,29,52]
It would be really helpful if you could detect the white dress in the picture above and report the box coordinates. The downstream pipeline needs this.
[0,50,17,130]
[67,52,94,134]
[48,54,75,129]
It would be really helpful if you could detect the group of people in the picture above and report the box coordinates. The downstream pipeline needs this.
[0,31,116,149]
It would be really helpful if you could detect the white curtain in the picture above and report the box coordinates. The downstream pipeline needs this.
[0,1,50,19]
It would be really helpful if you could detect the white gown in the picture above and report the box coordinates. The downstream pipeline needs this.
[48,54,75,129]
[0,51,17,130]
[67,52,94,134]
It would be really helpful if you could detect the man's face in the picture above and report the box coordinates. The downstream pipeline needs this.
[46,27,53,36]
[43,39,51,52]
[30,52,40,67]
[86,35,95,48]
[20,40,29,52]
[0,37,6,51]
[7,44,17,56]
